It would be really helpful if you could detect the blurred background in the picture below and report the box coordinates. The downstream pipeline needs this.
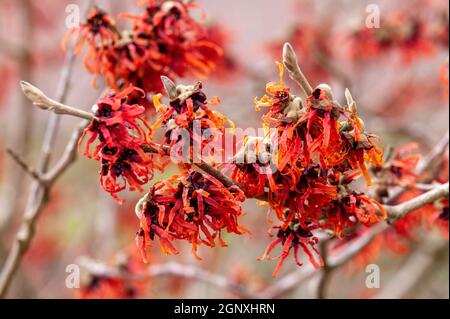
[0,0,448,298]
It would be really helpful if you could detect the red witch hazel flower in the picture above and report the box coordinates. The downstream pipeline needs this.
[79,86,163,203]
[151,79,233,165]
[64,1,223,97]
[62,7,120,87]
[258,224,323,277]
[63,7,119,54]
[135,170,248,262]
[124,0,223,79]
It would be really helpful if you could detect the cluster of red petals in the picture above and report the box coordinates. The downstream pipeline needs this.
[136,170,248,262]
[152,82,231,164]
[79,86,163,203]
[350,12,449,63]
[64,1,224,97]
[230,65,385,276]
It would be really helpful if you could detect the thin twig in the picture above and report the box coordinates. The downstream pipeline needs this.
[0,53,78,298]
[20,81,96,121]
[385,182,449,222]
[6,149,46,184]
[45,121,89,184]
[0,123,86,298]
[77,257,262,299]
[416,131,449,175]
[386,132,449,204]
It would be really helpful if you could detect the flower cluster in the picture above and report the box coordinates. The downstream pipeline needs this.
[151,81,232,165]
[64,1,224,98]
[136,170,248,261]
[230,64,385,275]
[79,86,162,203]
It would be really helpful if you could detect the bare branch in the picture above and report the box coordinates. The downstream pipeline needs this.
[6,148,46,184]
[20,81,96,121]
[45,121,89,184]
[416,131,449,175]
[386,182,449,222]
[0,55,79,298]
[78,257,262,299]
[387,132,449,204]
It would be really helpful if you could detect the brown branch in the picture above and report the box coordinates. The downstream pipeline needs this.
[385,182,449,222]
[77,257,262,299]
[0,0,34,230]
[386,132,449,204]
[45,121,89,184]
[0,53,78,298]
[6,149,46,184]
[416,131,449,175]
